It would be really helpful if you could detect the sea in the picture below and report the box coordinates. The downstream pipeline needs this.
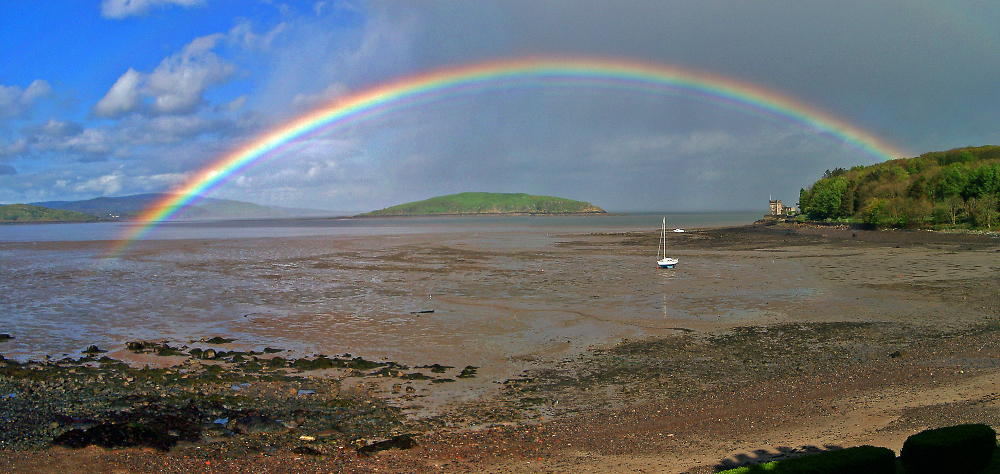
[0,212,759,243]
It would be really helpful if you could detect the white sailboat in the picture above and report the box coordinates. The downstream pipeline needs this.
[657,217,678,269]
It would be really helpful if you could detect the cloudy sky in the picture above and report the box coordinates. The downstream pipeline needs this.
[2,1,999,212]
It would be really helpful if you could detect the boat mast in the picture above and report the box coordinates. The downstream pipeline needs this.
[660,217,665,259]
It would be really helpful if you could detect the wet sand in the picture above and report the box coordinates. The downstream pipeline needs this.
[1,222,999,472]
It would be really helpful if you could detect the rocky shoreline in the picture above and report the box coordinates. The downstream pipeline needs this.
[5,316,1000,472]
[0,345,398,454]
[0,336,508,458]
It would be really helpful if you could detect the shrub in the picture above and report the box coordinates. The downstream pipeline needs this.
[900,423,997,474]
[718,445,895,474]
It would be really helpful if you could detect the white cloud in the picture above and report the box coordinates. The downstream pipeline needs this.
[77,169,188,197]
[10,119,124,162]
[74,170,125,195]
[0,79,52,119]
[228,19,287,51]
[22,80,51,103]
[132,171,189,191]
[145,115,214,140]
[100,0,205,19]
[93,68,144,118]
[93,34,235,117]
[147,34,234,114]
[37,128,114,159]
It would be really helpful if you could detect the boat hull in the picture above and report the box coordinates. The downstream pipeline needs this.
[657,258,678,269]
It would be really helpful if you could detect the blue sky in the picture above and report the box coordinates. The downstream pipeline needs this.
[3,1,1000,212]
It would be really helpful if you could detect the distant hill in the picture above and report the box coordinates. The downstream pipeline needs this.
[28,193,337,220]
[0,204,102,223]
[31,194,166,219]
[359,192,607,217]
[798,145,1000,229]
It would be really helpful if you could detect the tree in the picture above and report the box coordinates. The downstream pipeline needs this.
[964,163,1000,199]
[804,177,848,220]
[907,176,929,200]
[935,163,969,199]
[838,181,856,217]
[900,199,932,228]
[942,195,966,226]
[798,187,811,214]
[968,195,999,230]
[862,197,904,228]
[822,168,848,179]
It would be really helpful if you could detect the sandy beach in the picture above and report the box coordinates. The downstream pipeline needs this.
[1,221,999,473]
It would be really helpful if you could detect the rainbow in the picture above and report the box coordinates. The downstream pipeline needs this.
[112,57,906,251]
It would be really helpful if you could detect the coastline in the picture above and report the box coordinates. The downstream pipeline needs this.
[1,222,999,472]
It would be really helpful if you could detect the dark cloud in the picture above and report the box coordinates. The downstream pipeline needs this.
[400,0,1000,153]
[0,164,16,175]
[274,0,996,211]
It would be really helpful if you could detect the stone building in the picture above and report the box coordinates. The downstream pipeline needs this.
[769,199,796,216]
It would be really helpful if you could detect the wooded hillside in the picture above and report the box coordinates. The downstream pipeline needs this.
[0,204,102,223]
[798,145,1000,229]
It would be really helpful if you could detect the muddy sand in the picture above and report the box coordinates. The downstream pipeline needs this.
[1,221,999,473]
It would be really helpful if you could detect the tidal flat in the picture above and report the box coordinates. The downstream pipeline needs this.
[1,221,998,473]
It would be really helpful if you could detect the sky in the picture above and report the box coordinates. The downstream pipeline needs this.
[2,1,1000,213]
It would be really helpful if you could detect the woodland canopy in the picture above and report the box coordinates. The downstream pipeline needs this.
[798,145,1000,229]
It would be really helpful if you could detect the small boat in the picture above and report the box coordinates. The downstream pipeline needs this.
[657,217,678,269]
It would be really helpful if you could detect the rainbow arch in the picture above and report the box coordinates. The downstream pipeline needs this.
[112,57,906,251]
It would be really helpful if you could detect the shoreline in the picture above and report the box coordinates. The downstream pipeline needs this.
[2,222,999,472]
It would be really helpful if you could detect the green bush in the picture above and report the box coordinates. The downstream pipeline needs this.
[900,424,997,474]
[718,445,896,474]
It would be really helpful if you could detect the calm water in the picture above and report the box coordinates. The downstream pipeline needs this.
[0,212,760,243]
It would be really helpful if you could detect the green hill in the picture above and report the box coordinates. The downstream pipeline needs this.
[359,192,607,217]
[0,204,103,223]
[798,145,1000,229]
